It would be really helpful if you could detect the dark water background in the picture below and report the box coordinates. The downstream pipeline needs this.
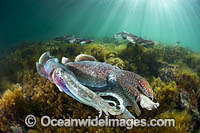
[0,0,200,51]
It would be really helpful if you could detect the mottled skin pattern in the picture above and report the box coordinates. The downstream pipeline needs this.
[63,61,154,116]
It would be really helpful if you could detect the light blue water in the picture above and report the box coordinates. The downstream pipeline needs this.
[0,0,200,51]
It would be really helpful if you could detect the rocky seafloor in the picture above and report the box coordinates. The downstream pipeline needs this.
[0,39,200,133]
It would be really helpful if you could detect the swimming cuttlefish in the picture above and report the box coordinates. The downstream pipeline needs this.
[54,35,92,44]
[115,31,138,44]
[115,31,155,46]
[36,52,159,119]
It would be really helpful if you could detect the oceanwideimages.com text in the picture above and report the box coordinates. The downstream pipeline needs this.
[25,115,175,129]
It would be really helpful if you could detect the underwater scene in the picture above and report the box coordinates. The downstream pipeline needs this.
[0,0,200,132]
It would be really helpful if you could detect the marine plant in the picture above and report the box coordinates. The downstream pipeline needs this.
[131,110,191,133]
[153,44,192,64]
[150,78,179,114]
[83,43,116,62]
[0,88,29,132]
[119,44,162,78]
[184,53,200,77]
[176,71,200,93]
[106,57,126,69]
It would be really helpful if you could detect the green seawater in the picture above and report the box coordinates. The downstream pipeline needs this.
[0,0,200,51]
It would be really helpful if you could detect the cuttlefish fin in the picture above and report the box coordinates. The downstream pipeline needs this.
[36,62,48,79]
[75,54,97,62]
[39,51,51,64]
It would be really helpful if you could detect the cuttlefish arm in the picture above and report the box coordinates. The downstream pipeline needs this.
[123,71,154,100]
[118,80,159,113]
[114,73,142,116]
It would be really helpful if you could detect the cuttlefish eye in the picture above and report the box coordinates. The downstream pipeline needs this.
[138,80,153,100]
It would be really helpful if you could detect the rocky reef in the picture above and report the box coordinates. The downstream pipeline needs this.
[0,40,200,132]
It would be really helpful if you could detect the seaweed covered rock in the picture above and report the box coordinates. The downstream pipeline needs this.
[158,64,179,83]
[83,43,116,62]
[150,78,179,114]
[153,110,191,133]
[184,53,200,76]
[0,89,29,132]
[131,110,191,133]
[153,45,192,64]
[106,57,126,69]
[176,71,200,93]
[119,44,162,77]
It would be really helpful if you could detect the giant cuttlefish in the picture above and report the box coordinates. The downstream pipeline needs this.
[36,52,159,119]
[115,31,154,46]
[36,52,125,117]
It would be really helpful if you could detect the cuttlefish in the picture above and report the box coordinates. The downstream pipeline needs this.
[114,31,154,46]
[36,52,159,119]
[36,52,126,117]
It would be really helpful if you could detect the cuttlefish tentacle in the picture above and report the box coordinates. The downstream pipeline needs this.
[97,92,136,119]
[96,92,125,115]
[103,100,117,107]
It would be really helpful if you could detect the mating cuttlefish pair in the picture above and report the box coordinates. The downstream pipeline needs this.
[36,52,159,119]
